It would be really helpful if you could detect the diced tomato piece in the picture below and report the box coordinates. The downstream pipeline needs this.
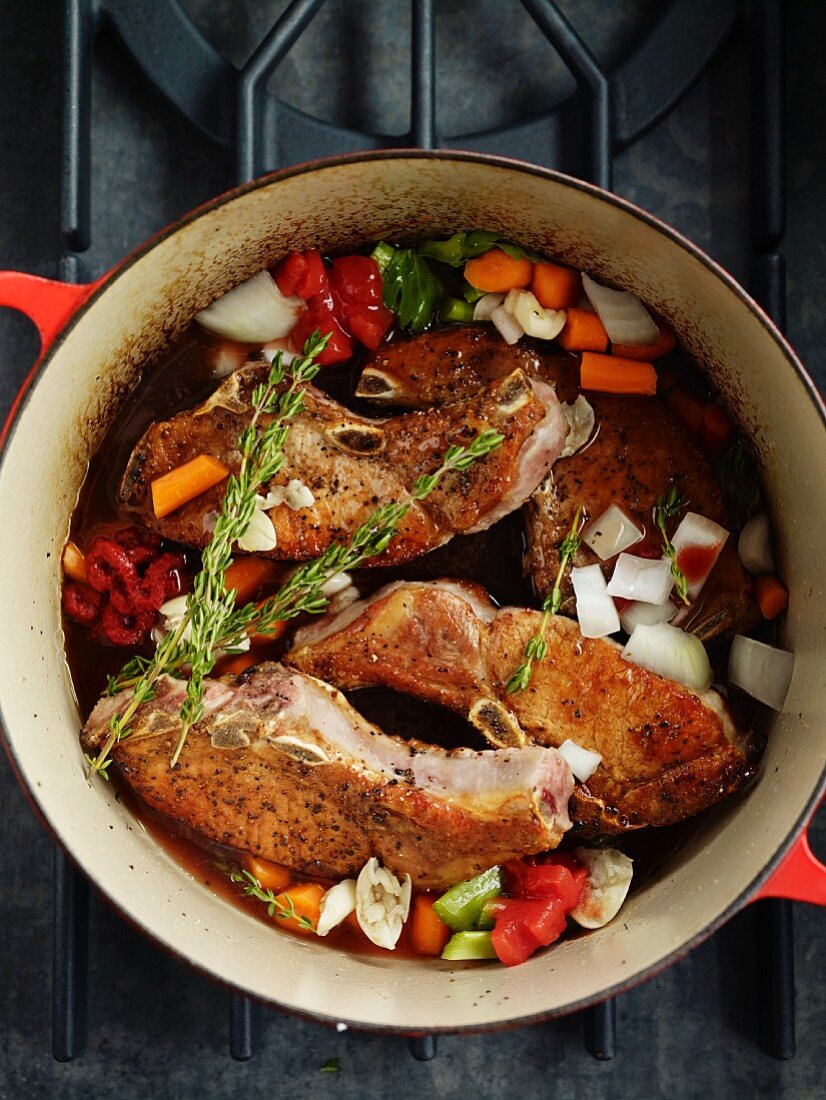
[488,896,568,966]
[348,305,394,351]
[504,856,587,909]
[329,255,383,312]
[273,250,329,299]
[273,252,306,297]
[292,290,353,365]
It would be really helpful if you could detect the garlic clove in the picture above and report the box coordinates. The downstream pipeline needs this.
[355,857,412,950]
[316,879,357,936]
[570,848,633,929]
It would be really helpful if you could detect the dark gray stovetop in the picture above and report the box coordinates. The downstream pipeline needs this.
[0,3,824,1097]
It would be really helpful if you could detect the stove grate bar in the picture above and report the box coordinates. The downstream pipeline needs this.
[51,849,89,1062]
[583,998,616,1060]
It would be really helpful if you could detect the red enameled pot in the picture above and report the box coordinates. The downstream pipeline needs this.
[0,152,824,1032]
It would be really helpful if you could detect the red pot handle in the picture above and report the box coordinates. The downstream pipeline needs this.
[0,271,101,351]
[753,829,826,906]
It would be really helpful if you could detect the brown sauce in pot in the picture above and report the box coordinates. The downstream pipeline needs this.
[64,319,765,949]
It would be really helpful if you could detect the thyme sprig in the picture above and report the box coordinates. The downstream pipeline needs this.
[95,425,503,775]
[87,333,328,780]
[230,869,316,931]
[506,504,583,693]
[655,484,689,605]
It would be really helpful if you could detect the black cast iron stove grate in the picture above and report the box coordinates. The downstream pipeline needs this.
[53,0,793,1067]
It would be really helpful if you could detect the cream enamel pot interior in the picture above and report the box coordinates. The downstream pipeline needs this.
[1,152,825,1032]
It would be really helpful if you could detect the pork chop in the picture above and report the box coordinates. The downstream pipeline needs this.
[286,581,757,835]
[118,361,568,567]
[355,327,757,639]
[82,662,574,889]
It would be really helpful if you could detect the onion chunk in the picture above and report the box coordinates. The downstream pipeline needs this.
[670,512,729,598]
[728,635,794,710]
[581,272,659,346]
[195,271,302,343]
[622,622,713,692]
[571,564,620,638]
[558,739,602,782]
[582,504,643,561]
[607,553,674,604]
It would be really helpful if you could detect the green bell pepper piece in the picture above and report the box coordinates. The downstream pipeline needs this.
[433,865,503,931]
[441,931,498,961]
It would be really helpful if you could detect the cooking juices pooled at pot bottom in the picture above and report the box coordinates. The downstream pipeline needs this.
[62,233,793,968]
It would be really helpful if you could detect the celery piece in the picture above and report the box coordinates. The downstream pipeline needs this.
[441,931,498,961]
[433,865,503,931]
[438,297,475,324]
[370,241,396,275]
[462,280,487,304]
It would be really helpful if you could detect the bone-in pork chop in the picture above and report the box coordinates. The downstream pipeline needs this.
[355,326,756,639]
[286,581,757,835]
[118,361,568,567]
[81,662,573,889]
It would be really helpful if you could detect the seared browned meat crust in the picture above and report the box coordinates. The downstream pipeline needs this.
[81,663,574,888]
[286,581,757,835]
[118,361,567,567]
[356,329,757,640]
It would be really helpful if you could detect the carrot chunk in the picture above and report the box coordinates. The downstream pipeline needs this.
[62,540,87,584]
[223,557,283,604]
[532,261,581,310]
[700,403,734,450]
[611,320,677,361]
[410,894,451,956]
[244,853,292,893]
[580,351,657,396]
[273,882,324,935]
[557,308,609,352]
[464,249,533,293]
[664,385,706,433]
[151,455,230,519]
[754,575,789,620]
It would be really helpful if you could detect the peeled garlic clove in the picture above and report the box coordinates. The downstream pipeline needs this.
[237,504,277,553]
[505,289,566,340]
[570,848,633,929]
[355,857,412,950]
[316,879,357,936]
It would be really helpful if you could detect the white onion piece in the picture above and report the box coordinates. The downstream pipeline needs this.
[728,635,794,711]
[582,504,644,561]
[195,271,302,342]
[210,342,248,378]
[560,395,595,458]
[670,512,729,598]
[738,512,775,575]
[262,340,298,366]
[472,292,505,321]
[607,553,674,604]
[571,564,621,638]
[316,879,357,936]
[504,289,566,340]
[558,739,602,782]
[622,622,713,692]
[570,848,634,929]
[619,598,675,634]
[581,272,659,346]
[490,303,524,345]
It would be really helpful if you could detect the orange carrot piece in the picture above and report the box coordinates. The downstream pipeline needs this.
[664,385,706,434]
[580,351,657,396]
[532,261,581,310]
[464,248,533,293]
[700,403,734,450]
[410,894,451,956]
[754,575,789,620]
[62,540,87,584]
[151,454,230,519]
[244,853,292,893]
[273,882,324,935]
[219,652,258,677]
[611,320,677,361]
[223,557,283,604]
[557,307,609,352]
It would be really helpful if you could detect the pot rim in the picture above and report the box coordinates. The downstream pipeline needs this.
[1,148,824,1031]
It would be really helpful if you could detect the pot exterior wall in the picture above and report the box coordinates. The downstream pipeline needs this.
[0,154,823,1029]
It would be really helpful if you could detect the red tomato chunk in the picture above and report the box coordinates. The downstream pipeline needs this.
[488,855,587,967]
